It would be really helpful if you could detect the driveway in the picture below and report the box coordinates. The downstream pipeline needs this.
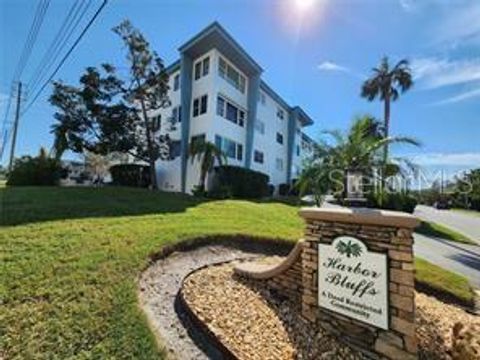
[414,233,480,288]
[415,205,480,245]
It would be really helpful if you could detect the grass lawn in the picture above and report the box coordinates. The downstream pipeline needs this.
[0,186,475,359]
[452,208,480,217]
[416,220,476,245]
[415,258,474,305]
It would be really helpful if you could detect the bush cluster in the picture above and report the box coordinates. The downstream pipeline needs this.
[7,153,65,186]
[367,191,418,213]
[110,164,151,188]
[211,165,269,199]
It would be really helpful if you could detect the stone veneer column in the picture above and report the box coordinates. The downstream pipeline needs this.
[299,207,419,360]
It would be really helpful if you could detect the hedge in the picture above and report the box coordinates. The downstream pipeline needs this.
[212,165,269,199]
[110,164,151,188]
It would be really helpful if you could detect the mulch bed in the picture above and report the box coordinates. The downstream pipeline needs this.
[182,259,480,360]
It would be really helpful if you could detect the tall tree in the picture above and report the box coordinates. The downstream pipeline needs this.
[361,57,413,169]
[113,20,170,189]
[50,20,171,189]
[189,140,226,193]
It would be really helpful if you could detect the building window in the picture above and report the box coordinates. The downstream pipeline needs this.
[216,95,245,127]
[173,74,180,91]
[276,158,284,171]
[193,95,208,117]
[194,62,202,80]
[215,134,243,161]
[202,57,210,76]
[172,106,182,123]
[296,127,301,135]
[170,140,181,158]
[194,56,210,81]
[152,115,161,132]
[277,108,285,120]
[296,144,300,156]
[254,150,264,164]
[258,92,266,105]
[216,96,225,117]
[254,119,265,134]
[218,57,246,93]
[276,132,284,145]
[191,134,206,148]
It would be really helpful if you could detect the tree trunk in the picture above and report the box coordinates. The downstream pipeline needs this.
[383,94,390,164]
[199,169,207,193]
[381,94,391,192]
[139,98,158,190]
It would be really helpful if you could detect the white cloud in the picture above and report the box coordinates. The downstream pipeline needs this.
[429,87,480,106]
[409,152,480,167]
[411,57,480,89]
[434,1,480,47]
[317,61,350,73]
[317,61,365,79]
[399,0,417,12]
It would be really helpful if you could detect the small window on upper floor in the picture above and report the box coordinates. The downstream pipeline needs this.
[193,95,208,117]
[258,92,266,105]
[202,57,210,76]
[296,145,300,156]
[173,74,180,91]
[275,158,284,172]
[277,108,285,120]
[276,132,284,145]
[194,62,202,80]
[218,56,246,93]
[194,56,210,81]
[254,150,264,164]
[151,115,161,132]
[255,119,265,134]
[172,106,182,123]
[216,95,245,128]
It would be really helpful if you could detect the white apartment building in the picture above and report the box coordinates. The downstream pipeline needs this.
[153,22,315,194]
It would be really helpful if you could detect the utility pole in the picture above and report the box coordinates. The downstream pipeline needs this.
[8,82,22,172]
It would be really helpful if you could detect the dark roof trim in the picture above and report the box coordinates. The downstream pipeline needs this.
[260,81,314,127]
[178,21,263,74]
[165,59,180,74]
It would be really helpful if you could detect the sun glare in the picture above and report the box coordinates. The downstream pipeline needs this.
[295,0,318,12]
[278,0,327,36]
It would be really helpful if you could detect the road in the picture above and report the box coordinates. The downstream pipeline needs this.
[415,205,480,244]
[414,233,480,288]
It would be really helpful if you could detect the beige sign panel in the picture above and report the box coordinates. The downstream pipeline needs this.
[318,236,389,330]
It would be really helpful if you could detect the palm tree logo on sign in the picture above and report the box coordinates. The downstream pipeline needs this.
[335,239,363,258]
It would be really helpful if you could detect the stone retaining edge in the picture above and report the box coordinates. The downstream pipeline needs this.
[233,239,305,280]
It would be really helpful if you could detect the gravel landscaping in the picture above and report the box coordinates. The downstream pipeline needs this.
[182,259,480,360]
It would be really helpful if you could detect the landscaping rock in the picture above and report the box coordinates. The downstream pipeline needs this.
[182,258,480,360]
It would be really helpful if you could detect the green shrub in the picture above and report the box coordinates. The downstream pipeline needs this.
[7,149,64,186]
[278,183,290,196]
[110,164,151,187]
[212,165,269,199]
[367,191,418,213]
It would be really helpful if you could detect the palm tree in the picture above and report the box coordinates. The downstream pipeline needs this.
[189,140,226,193]
[311,115,420,200]
[361,57,413,167]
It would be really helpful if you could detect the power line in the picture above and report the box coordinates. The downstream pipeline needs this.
[28,0,92,94]
[22,0,109,116]
[13,0,50,81]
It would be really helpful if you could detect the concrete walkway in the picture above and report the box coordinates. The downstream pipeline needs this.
[415,205,480,245]
[414,233,480,288]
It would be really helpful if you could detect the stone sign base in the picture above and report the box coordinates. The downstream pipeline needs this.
[236,207,419,360]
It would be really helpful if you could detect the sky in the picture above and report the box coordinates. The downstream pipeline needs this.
[0,0,479,179]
